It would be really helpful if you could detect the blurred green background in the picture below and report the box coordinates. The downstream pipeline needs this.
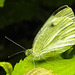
[0,0,75,75]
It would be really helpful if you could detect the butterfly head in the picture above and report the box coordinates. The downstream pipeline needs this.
[26,49,42,60]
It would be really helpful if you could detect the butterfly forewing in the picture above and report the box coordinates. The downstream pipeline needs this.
[41,17,74,52]
[32,5,75,55]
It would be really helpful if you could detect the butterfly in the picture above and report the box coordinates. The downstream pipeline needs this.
[26,5,75,60]
[5,5,75,61]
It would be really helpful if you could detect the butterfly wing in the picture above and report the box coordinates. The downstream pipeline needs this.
[32,5,75,58]
[53,5,75,20]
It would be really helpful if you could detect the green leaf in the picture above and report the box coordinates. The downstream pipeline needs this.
[0,62,13,75]
[0,0,5,7]
[12,53,75,75]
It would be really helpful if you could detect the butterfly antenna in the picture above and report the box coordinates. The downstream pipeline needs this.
[5,36,26,58]
[5,36,26,50]
[8,50,25,58]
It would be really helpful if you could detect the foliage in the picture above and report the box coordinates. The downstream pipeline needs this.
[1,50,75,75]
[0,62,13,75]
[0,0,5,7]
[12,53,75,75]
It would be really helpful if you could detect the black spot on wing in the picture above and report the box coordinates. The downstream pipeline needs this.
[51,24,55,27]
[52,5,68,15]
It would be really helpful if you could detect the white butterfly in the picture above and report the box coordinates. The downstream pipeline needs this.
[26,5,75,60]
[5,5,75,61]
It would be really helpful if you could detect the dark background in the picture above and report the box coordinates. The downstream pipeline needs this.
[0,0,75,75]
